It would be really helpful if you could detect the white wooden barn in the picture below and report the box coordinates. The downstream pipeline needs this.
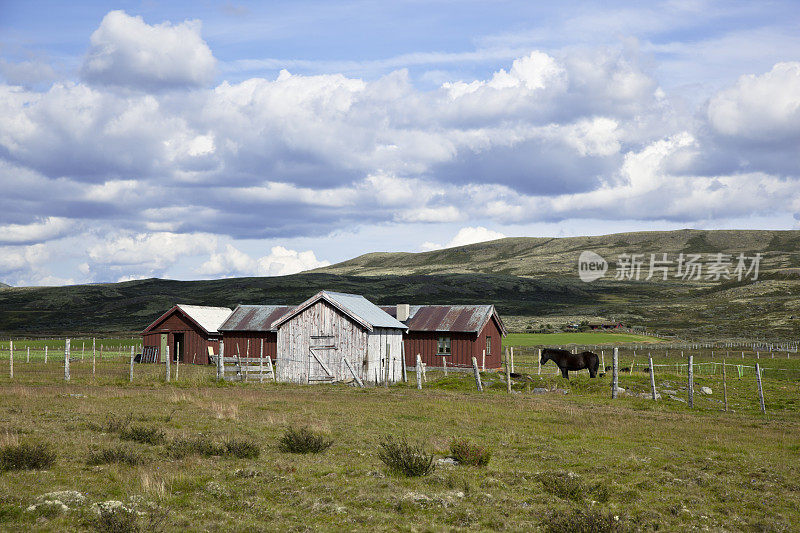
[273,290,407,385]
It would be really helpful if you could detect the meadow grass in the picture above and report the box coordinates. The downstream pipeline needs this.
[504,332,663,347]
[0,356,797,531]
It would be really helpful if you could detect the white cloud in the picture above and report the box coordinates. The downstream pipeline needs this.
[421,226,507,251]
[0,217,73,244]
[81,10,216,91]
[707,62,800,140]
[88,232,218,270]
[197,244,329,277]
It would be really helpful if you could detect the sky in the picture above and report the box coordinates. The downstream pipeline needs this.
[0,0,799,286]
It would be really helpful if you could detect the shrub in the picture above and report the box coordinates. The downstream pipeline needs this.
[0,442,56,471]
[541,508,629,533]
[449,438,491,467]
[377,436,435,477]
[168,436,223,459]
[224,438,260,459]
[537,471,585,502]
[93,505,139,533]
[278,426,333,454]
[119,425,165,446]
[100,415,132,434]
[87,445,146,466]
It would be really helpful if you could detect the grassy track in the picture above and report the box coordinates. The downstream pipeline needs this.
[504,332,662,347]
[0,356,798,531]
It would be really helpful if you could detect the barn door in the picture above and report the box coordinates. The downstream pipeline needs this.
[160,334,168,363]
[308,335,336,382]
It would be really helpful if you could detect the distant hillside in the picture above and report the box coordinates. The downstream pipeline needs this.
[0,230,798,339]
[311,229,800,279]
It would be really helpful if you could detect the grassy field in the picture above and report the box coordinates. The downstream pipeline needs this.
[0,338,139,362]
[503,332,661,347]
[0,351,798,532]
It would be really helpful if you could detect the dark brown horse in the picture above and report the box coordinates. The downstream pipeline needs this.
[541,348,600,378]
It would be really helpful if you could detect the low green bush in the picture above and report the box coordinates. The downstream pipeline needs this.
[0,442,56,471]
[169,436,223,458]
[541,508,629,533]
[93,505,139,533]
[449,438,491,466]
[119,425,165,446]
[377,436,435,477]
[278,426,333,454]
[537,471,585,502]
[223,438,260,459]
[87,445,146,466]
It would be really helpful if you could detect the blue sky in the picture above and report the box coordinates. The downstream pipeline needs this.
[0,1,799,285]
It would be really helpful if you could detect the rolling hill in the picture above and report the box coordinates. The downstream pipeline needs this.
[0,229,798,339]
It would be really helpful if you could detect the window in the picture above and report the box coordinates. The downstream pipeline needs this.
[486,336,491,356]
[437,336,451,355]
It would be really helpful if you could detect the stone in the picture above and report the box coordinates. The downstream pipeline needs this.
[437,457,458,465]
[532,388,549,394]
[668,395,687,403]
[37,491,86,508]
[92,500,128,516]
[700,387,713,395]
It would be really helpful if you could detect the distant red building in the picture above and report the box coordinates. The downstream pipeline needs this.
[381,305,507,369]
[141,304,232,364]
[218,304,293,362]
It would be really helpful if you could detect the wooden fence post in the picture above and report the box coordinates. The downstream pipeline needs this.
[687,354,694,408]
[722,357,728,412]
[165,346,171,382]
[442,356,447,376]
[505,347,512,393]
[401,343,407,383]
[81,341,84,361]
[44,345,48,364]
[601,350,605,373]
[26,346,29,364]
[416,354,423,390]
[217,341,224,380]
[9,340,13,379]
[649,355,657,400]
[611,347,619,399]
[471,356,483,392]
[481,349,486,372]
[756,363,766,414]
[129,346,135,382]
[92,337,95,363]
[64,339,70,381]
[259,339,265,383]
[510,346,515,373]
[538,348,542,375]
[175,343,180,381]
[631,351,635,375]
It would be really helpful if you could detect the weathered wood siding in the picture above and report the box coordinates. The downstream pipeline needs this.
[276,300,403,384]
[141,310,219,365]
[221,332,277,361]
[366,327,404,383]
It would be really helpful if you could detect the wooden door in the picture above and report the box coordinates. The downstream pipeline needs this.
[160,333,168,363]
[308,334,336,382]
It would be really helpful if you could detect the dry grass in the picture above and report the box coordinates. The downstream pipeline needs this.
[0,363,797,531]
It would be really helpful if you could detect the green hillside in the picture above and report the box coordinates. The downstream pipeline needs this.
[0,230,798,338]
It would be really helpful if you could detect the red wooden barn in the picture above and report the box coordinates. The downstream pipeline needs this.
[141,304,233,364]
[381,304,507,369]
[218,304,294,362]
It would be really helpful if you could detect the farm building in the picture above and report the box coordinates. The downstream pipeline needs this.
[141,304,232,364]
[381,304,507,369]
[218,304,294,362]
[274,290,407,385]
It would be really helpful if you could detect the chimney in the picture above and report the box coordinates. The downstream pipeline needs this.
[397,304,410,322]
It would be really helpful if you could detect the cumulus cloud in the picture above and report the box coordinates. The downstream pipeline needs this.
[421,226,506,251]
[707,62,800,141]
[1,9,799,284]
[0,217,73,245]
[197,245,329,277]
[81,10,216,91]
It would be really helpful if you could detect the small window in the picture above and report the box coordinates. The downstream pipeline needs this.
[437,336,451,355]
[486,336,491,356]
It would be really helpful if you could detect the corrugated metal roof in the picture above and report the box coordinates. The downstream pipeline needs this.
[323,291,407,330]
[273,290,407,331]
[380,304,506,335]
[175,304,232,334]
[219,304,293,332]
